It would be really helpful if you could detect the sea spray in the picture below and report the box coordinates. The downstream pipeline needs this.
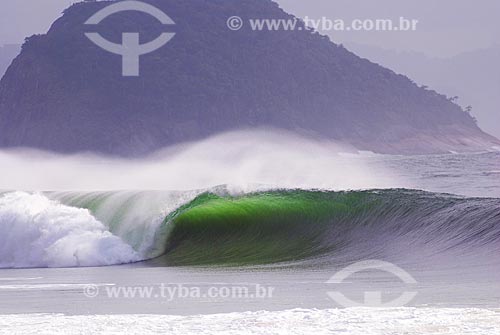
[0,192,140,268]
[0,130,402,191]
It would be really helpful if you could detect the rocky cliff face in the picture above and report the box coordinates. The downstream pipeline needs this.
[0,0,498,155]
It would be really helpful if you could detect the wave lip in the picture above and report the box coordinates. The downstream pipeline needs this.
[0,192,140,268]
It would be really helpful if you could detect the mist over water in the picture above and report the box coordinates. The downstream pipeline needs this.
[0,130,498,270]
[0,130,499,335]
[0,130,406,268]
[0,130,404,192]
[0,130,407,269]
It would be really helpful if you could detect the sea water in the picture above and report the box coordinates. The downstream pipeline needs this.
[0,151,499,334]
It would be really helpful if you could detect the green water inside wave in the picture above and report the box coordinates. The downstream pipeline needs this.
[49,188,496,267]
[156,191,376,266]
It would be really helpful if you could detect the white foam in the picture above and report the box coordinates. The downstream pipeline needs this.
[0,192,140,268]
[0,308,498,335]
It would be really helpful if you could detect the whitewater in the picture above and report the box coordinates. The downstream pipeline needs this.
[1,308,499,335]
[0,130,404,269]
[0,131,499,334]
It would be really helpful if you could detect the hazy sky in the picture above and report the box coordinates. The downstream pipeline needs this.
[0,0,78,45]
[1,0,499,57]
[279,0,500,57]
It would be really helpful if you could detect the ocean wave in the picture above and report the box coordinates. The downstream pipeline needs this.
[0,192,140,268]
[155,189,500,266]
[1,188,499,268]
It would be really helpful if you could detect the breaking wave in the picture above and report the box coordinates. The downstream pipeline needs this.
[1,187,499,268]
[0,192,139,268]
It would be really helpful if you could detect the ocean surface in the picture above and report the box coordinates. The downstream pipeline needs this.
[0,151,499,334]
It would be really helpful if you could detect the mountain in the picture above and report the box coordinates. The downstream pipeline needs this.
[346,42,500,139]
[0,0,498,156]
[0,44,20,80]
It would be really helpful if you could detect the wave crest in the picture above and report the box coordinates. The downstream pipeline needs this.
[0,192,140,268]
